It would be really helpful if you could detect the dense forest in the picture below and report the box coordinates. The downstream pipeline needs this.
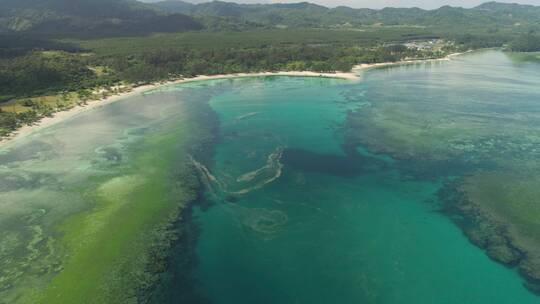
[509,33,540,52]
[1,0,540,137]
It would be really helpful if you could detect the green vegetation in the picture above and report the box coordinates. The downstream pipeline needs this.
[86,33,448,79]
[153,0,540,31]
[509,33,540,52]
[77,28,437,55]
[0,0,203,35]
[0,51,111,101]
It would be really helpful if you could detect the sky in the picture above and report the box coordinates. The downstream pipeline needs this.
[172,0,540,9]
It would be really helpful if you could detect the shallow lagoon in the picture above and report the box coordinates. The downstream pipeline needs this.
[0,88,215,303]
[176,65,540,303]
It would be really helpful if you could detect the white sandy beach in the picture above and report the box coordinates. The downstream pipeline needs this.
[0,52,464,148]
[352,52,466,72]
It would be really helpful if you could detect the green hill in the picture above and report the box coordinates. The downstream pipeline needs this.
[3,0,540,36]
[0,0,203,35]
[152,0,540,29]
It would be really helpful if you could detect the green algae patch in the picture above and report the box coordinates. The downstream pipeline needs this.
[27,97,217,303]
[0,88,217,304]
[28,105,209,304]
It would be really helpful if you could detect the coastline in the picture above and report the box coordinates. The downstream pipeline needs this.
[352,51,466,72]
[0,52,465,149]
[0,71,357,148]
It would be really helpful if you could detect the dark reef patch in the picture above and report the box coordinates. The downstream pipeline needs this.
[282,148,363,178]
[141,94,220,304]
[437,181,540,294]
[147,199,211,304]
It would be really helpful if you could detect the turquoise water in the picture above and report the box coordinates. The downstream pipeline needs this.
[173,53,540,303]
[3,50,539,303]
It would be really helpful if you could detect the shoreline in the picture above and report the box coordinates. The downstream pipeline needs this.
[352,51,466,72]
[0,71,357,148]
[0,52,465,148]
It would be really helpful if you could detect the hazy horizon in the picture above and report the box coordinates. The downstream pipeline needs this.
[144,0,540,9]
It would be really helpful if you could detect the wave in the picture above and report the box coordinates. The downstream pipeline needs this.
[235,112,261,121]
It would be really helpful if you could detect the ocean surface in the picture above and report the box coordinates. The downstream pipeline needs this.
[155,51,540,303]
[2,50,540,303]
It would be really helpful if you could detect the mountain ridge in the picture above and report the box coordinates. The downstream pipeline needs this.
[0,0,203,35]
[2,0,540,36]
[149,0,540,28]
